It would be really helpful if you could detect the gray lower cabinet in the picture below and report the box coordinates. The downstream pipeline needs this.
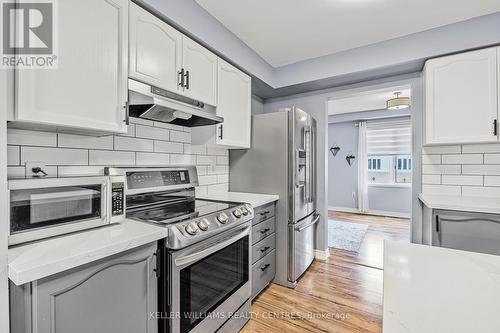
[251,202,276,300]
[10,242,158,333]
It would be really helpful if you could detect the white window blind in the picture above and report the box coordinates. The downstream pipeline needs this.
[366,119,411,155]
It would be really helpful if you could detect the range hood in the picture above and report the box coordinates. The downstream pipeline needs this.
[128,79,223,127]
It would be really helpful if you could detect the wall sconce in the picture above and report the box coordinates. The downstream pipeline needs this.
[346,154,356,166]
[330,145,340,157]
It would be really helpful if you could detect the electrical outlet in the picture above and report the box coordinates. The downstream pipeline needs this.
[25,161,47,177]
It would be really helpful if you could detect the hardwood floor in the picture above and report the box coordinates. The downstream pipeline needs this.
[241,211,410,333]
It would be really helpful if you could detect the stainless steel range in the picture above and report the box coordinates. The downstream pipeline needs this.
[105,166,253,333]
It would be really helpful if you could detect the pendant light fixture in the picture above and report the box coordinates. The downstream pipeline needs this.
[386,92,410,110]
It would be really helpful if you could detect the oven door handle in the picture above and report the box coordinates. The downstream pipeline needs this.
[174,226,250,267]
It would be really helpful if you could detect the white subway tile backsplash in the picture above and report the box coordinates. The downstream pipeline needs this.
[195,186,208,196]
[422,164,461,175]
[89,150,135,166]
[462,165,500,175]
[216,156,229,165]
[462,186,500,198]
[484,176,500,187]
[8,129,57,147]
[170,130,191,143]
[198,175,218,186]
[422,174,441,185]
[484,154,500,164]
[154,141,183,154]
[170,154,196,165]
[207,183,228,194]
[422,144,500,197]
[422,184,461,196]
[441,154,483,165]
[6,119,228,192]
[422,155,441,165]
[7,145,19,165]
[462,143,500,153]
[58,134,113,150]
[114,136,153,152]
[58,166,104,176]
[21,147,88,165]
[135,152,170,165]
[442,175,483,186]
[136,125,170,141]
[422,145,461,154]
[197,155,216,166]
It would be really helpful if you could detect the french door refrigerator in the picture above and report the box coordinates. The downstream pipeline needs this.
[230,107,319,288]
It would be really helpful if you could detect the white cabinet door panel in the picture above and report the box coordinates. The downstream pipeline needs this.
[15,0,128,134]
[425,47,498,144]
[129,2,181,93]
[217,59,251,148]
[181,36,217,106]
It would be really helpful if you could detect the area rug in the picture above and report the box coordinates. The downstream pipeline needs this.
[328,219,368,252]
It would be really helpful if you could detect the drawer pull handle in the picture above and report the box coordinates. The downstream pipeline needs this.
[259,211,270,216]
[259,228,270,234]
[260,264,271,271]
[259,246,270,253]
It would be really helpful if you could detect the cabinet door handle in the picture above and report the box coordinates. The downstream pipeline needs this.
[494,119,498,136]
[184,70,190,89]
[259,228,270,234]
[259,246,270,253]
[178,68,185,88]
[218,124,223,140]
[260,263,271,271]
[259,211,270,216]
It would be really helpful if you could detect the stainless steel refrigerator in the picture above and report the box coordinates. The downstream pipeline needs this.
[230,107,319,288]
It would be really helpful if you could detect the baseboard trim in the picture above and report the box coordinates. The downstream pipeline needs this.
[314,249,330,261]
[328,206,410,219]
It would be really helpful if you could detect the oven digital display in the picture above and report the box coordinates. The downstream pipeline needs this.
[127,170,191,189]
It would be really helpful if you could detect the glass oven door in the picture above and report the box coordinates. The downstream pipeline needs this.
[8,177,109,245]
[169,225,250,333]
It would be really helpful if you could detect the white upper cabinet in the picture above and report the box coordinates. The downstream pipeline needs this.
[216,59,251,148]
[13,0,129,134]
[181,36,217,106]
[424,47,499,145]
[129,2,182,93]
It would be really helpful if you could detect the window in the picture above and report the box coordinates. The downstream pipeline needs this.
[366,120,412,185]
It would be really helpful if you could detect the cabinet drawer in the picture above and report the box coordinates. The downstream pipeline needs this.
[252,250,275,299]
[252,217,275,244]
[253,203,275,225]
[252,234,275,264]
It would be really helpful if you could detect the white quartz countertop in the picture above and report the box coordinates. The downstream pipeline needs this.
[384,241,500,333]
[418,193,500,214]
[8,220,167,286]
[197,191,279,208]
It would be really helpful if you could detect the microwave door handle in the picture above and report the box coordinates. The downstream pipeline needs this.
[102,181,108,223]
[174,227,250,267]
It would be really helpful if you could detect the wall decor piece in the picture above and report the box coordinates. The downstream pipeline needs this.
[330,145,340,157]
[346,154,356,166]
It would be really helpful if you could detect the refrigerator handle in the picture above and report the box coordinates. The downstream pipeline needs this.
[304,126,312,203]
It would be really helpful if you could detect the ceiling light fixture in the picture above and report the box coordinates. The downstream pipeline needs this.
[386,92,410,110]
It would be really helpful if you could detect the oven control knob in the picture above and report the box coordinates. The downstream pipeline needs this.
[232,208,242,218]
[217,212,229,224]
[197,218,210,231]
[185,222,198,235]
[245,204,253,214]
[240,206,249,216]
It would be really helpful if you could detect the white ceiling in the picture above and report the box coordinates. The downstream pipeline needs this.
[195,0,500,67]
[328,87,411,115]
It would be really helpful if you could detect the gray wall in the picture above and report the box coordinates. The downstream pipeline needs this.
[327,119,411,215]
[251,96,264,115]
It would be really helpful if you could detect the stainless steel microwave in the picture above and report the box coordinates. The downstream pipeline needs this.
[8,175,126,245]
